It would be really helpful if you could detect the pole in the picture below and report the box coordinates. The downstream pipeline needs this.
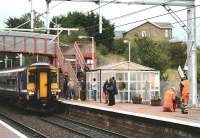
[99,0,102,34]
[30,0,34,32]
[5,56,7,68]
[128,41,131,62]
[187,4,197,106]
[19,54,23,66]
[46,0,50,34]
[36,55,39,62]
[10,59,12,68]
[92,37,95,69]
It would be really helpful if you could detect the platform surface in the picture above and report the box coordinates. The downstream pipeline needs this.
[59,99,200,128]
[0,120,27,138]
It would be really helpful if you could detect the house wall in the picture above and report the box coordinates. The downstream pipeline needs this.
[124,22,172,41]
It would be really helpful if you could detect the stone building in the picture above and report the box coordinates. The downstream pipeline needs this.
[124,21,173,41]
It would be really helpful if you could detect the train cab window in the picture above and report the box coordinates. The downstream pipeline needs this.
[28,70,35,83]
[51,72,57,83]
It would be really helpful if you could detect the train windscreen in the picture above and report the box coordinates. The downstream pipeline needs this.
[28,70,35,83]
[51,72,57,83]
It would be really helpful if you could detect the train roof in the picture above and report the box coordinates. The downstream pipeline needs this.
[30,62,51,67]
[29,63,57,70]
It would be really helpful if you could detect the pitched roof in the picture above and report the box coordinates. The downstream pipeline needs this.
[124,21,173,35]
[153,22,173,29]
[97,61,156,71]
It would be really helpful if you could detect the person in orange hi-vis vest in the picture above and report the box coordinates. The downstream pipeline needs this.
[181,78,190,105]
[163,88,176,112]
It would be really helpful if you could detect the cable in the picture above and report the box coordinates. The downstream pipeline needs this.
[5,0,64,30]
[89,0,116,13]
[79,0,174,32]
[109,0,175,21]
[109,5,157,21]
[115,7,190,28]
[79,6,190,38]
[94,15,200,43]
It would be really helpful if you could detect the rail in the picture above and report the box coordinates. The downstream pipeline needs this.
[40,115,129,138]
[0,112,47,138]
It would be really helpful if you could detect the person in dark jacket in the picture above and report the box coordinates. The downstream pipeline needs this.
[107,78,115,106]
[80,78,86,101]
[112,76,118,104]
[103,80,109,104]
[63,75,69,99]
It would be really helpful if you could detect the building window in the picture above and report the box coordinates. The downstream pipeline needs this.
[141,31,146,37]
[165,29,169,38]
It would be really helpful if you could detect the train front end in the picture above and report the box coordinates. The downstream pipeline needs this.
[26,63,60,108]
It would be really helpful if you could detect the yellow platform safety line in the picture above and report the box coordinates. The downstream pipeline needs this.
[40,72,47,97]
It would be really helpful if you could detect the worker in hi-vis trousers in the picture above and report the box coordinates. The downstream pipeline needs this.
[180,76,190,114]
[163,88,176,112]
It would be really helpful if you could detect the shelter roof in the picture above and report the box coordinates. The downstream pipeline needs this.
[97,61,156,71]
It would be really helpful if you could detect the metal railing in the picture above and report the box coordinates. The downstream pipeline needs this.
[73,41,87,71]
[55,41,80,98]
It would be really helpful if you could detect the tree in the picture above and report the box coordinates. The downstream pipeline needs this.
[167,42,187,68]
[110,39,127,55]
[50,12,114,49]
[4,13,44,29]
[133,37,169,76]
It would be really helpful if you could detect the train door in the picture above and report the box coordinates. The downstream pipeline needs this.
[39,72,47,97]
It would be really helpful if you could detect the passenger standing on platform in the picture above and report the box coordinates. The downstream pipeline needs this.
[112,76,118,105]
[163,88,176,112]
[91,78,97,101]
[80,78,86,101]
[67,78,75,100]
[103,80,109,104]
[63,75,69,99]
[112,77,118,94]
[107,78,115,106]
[180,76,190,114]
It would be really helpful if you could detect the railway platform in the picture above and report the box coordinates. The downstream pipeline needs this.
[59,99,200,126]
[0,120,27,138]
[59,99,200,137]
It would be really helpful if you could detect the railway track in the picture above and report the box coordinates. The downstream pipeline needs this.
[40,114,129,138]
[0,112,47,138]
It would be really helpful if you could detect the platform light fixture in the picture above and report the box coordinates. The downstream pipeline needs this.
[123,40,131,62]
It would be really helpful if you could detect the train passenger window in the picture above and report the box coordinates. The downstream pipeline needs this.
[51,72,57,83]
[28,71,35,83]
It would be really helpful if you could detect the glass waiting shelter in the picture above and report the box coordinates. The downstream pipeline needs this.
[86,61,160,103]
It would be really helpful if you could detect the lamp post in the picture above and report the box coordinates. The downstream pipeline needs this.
[78,35,95,69]
[123,40,131,102]
[123,40,131,62]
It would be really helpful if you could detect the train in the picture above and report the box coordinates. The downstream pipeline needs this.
[0,62,61,111]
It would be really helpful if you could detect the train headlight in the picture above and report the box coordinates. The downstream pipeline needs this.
[26,94,29,101]
[28,90,35,95]
[56,94,59,100]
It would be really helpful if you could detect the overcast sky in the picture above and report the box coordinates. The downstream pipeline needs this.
[0,0,199,44]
